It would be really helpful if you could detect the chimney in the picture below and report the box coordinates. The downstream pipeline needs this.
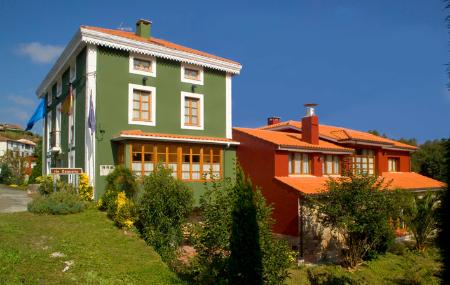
[136,19,151,38]
[267,116,281,126]
[301,104,319,145]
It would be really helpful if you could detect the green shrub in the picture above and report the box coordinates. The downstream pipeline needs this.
[27,190,87,215]
[307,266,357,285]
[36,175,54,196]
[0,163,13,184]
[136,164,193,262]
[105,166,138,198]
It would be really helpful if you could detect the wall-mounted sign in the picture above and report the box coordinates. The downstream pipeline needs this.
[100,165,115,176]
[50,168,83,175]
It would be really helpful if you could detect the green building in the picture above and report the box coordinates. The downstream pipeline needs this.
[37,19,242,200]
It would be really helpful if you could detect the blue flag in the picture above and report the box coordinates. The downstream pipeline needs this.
[88,92,96,134]
[25,99,45,131]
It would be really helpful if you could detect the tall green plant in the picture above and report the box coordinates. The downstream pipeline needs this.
[403,192,439,251]
[136,165,193,262]
[105,166,138,198]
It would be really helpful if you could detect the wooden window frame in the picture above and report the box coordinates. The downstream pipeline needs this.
[128,84,156,126]
[350,154,376,175]
[129,142,223,182]
[181,92,204,130]
[184,97,200,127]
[132,89,152,122]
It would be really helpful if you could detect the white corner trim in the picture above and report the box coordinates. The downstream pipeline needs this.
[129,53,156,77]
[70,61,77,83]
[128,83,156,126]
[225,73,232,139]
[181,63,204,85]
[56,79,62,98]
[68,88,77,148]
[85,44,97,189]
[180,91,204,130]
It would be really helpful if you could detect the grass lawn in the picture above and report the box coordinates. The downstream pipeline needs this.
[286,247,442,284]
[0,209,184,285]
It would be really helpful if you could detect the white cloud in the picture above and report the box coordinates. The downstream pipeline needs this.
[17,42,63,64]
[7,94,34,107]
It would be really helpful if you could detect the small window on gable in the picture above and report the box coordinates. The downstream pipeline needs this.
[47,90,52,106]
[70,62,76,82]
[129,54,156,77]
[56,80,62,97]
[181,63,204,85]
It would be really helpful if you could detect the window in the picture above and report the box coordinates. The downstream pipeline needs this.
[351,149,375,175]
[288,153,310,175]
[181,92,203,130]
[54,104,61,148]
[56,80,62,97]
[130,143,222,181]
[129,54,156,77]
[70,62,76,82]
[47,90,52,106]
[322,155,340,175]
[46,111,52,151]
[68,89,76,147]
[388,158,399,172]
[181,63,204,85]
[128,84,156,126]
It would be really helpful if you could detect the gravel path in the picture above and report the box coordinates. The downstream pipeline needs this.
[0,186,31,213]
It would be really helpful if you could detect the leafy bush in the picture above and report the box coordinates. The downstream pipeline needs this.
[0,150,26,185]
[105,166,138,198]
[0,163,13,184]
[306,174,399,268]
[105,191,137,229]
[136,164,193,262]
[27,190,87,215]
[36,175,54,196]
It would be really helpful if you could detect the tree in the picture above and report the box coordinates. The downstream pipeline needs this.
[397,137,417,147]
[228,167,263,285]
[0,150,26,185]
[367,130,387,138]
[411,139,447,181]
[28,138,42,184]
[307,174,397,268]
[403,192,440,251]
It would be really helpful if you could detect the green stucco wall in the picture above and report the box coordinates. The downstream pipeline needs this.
[94,46,233,201]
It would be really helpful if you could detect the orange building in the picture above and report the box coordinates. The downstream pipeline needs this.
[233,104,445,260]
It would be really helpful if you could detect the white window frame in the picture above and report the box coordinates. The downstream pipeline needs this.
[56,79,62,98]
[181,63,204,85]
[55,103,61,148]
[68,88,76,147]
[47,90,52,106]
[181,91,204,130]
[46,111,52,151]
[70,62,76,82]
[129,53,156,77]
[128,84,156,126]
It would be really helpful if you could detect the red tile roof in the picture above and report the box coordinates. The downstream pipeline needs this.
[82,26,240,65]
[116,130,238,144]
[275,172,445,195]
[260,120,417,150]
[233,127,353,153]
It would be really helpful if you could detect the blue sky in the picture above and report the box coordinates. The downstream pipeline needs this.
[0,0,448,142]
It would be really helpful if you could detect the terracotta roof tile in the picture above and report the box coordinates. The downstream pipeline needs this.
[233,127,353,153]
[117,130,237,144]
[82,26,240,65]
[275,172,445,195]
[260,121,417,150]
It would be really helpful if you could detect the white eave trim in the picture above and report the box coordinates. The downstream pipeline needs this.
[112,134,240,146]
[277,146,353,155]
[37,27,242,97]
[82,28,241,73]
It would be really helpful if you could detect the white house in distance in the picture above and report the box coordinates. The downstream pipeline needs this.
[0,136,36,157]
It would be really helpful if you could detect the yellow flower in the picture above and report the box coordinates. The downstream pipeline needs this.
[124,219,134,228]
[116,192,127,210]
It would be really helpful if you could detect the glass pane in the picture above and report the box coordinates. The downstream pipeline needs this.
[288,155,292,174]
[144,162,153,171]
[134,58,151,71]
[133,111,140,119]
[183,154,190,163]
[184,115,190,123]
[182,163,190,171]
[192,164,200,171]
[144,153,153,162]
[133,92,140,101]
[132,153,142,162]
[132,162,141,171]
[141,111,149,120]
[191,100,198,108]
[192,117,198,125]
[182,172,190,180]
[212,164,220,172]
[133,101,139,109]
[192,173,200,180]
[142,103,149,111]
[303,154,309,174]
[192,108,197,116]
[192,155,200,163]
